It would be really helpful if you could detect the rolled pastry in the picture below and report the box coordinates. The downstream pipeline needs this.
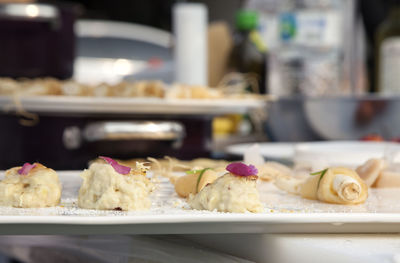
[356,158,386,187]
[173,169,218,198]
[256,161,292,181]
[374,171,400,188]
[355,158,400,188]
[274,167,368,205]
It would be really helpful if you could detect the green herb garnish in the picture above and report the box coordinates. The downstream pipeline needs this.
[310,169,326,176]
[310,168,328,190]
[186,169,204,175]
[317,169,328,189]
[195,168,211,193]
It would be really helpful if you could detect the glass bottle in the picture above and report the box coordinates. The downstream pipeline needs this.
[228,9,267,94]
[375,2,400,94]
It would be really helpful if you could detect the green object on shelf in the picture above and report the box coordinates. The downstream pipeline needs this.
[236,9,258,31]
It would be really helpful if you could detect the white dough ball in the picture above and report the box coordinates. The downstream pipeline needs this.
[0,164,61,208]
[78,163,153,211]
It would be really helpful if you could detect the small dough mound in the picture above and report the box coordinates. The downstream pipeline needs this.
[78,163,153,211]
[257,161,292,181]
[188,173,263,213]
[0,163,61,208]
[356,158,386,187]
[375,171,400,188]
[174,169,218,198]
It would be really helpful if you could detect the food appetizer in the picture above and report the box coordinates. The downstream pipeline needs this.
[0,77,263,100]
[0,162,61,208]
[189,162,263,213]
[165,84,223,99]
[243,143,292,181]
[356,158,386,187]
[274,167,368,205]
[256,161,292,181]
[356,158,400,188]
[147,156,221,198]
[172,168,219,198]
[374,171,400,188]
[78,156,153,211]
[117,156,230,173]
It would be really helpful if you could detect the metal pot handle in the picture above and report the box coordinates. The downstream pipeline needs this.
[63,121,185,150]
[0,4,59,20]
[76,20,173,48]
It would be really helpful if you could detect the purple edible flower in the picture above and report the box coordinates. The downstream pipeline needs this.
[18,163,36,175]
[226,162,258,176]
[99,156,131,175]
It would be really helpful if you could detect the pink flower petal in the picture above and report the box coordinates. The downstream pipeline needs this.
[99,156,131,175]
[226,162,258,177]
[18,163,36,175]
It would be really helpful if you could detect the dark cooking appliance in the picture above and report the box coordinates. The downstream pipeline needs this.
[0,90,265,170]
[0,95,264,170]
[0,113,211,170]
[0,3,79,79]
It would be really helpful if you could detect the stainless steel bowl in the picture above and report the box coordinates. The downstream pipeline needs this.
[265,95,400,141]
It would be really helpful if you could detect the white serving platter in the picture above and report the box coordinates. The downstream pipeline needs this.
[226,141,400,167]
[0,96,267,115]
[226,142,296,160]
[0,171,400,235]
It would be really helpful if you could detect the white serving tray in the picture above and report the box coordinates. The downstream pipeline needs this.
[226,141,400,166]
[0,171,400,235]
[0,96,266,115]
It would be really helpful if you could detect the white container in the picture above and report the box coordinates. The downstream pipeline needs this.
[173,3,208,85]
